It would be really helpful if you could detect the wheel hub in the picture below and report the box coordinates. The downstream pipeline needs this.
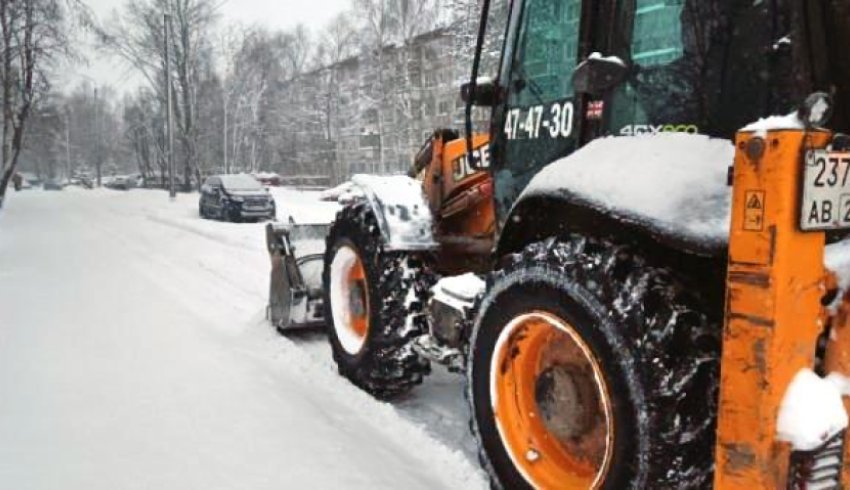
[349,280,367,318]
[491,311,614,489]
[535,363,602,442]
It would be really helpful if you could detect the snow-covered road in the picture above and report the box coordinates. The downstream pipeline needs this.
[0,188,486,490]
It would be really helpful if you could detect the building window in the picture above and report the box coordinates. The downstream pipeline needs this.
[360,132,380,149]
[364,109,378,125]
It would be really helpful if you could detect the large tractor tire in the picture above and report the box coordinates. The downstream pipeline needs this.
[323,203,431,399]
[468,236,721,489]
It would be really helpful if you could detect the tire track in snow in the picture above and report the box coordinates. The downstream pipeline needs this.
[70,190,488,488]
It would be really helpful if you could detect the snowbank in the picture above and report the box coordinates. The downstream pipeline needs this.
[522,134,735,247]
[777,369,848,451]
[0,189,486,489]
[268,187,340,224]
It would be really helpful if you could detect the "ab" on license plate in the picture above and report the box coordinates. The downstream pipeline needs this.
[801,149,850,231]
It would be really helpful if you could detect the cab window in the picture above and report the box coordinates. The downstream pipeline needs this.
[630,0,684,67]
[491,0,584,224]
[607,0,688,135]
[507,0,581,108]
[606,0,794,139]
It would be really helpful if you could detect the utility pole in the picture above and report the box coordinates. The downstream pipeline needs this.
[94,87,102,187]
[164,11,175,200]
[65,109,71,182]
[223,93,228,174]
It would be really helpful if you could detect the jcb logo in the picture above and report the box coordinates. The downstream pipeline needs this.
[452,145,491,182]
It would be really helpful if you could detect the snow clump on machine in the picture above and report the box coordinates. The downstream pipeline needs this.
[350,174,438,250]
[826,237,850,310]
[777,368,848,451]
[741,111,805,137]
[431,273,486,312]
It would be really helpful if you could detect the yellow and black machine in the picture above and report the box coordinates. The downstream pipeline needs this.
[268,0,850,487]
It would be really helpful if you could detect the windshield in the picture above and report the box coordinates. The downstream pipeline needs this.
[220,174,263,191]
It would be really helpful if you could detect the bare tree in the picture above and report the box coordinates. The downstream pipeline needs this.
[98,0,218,191]
[124,88,167,186]
[0,0,86,208]
[352,0,396,173]
[64,83,120,184]
[313,14,356,183]
[389,0,439,167]
[216,23,245,175]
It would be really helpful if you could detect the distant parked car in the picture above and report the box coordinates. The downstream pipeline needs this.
[129,174,145,188]
[199,174,276,222]
[69,176,93,189]
[43,179,64,191]
[254,172,282,187]
[12,172,29,191]
[105,176,131,191]
[15,172,41,189]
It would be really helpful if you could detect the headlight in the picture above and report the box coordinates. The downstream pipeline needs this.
[229,195,244,203]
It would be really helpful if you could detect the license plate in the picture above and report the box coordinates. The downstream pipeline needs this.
[801,150,850,231]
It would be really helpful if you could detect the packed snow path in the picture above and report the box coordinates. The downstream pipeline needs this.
[0,189,486,490]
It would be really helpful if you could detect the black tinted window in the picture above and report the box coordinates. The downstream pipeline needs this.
[607,0,795,139]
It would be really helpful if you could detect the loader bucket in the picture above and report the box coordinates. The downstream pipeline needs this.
[266,222,330,332]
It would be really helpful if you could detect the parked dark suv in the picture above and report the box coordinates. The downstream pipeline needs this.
[200,174,276,222]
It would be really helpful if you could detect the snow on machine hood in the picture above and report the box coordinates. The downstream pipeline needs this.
[521,133,736,250]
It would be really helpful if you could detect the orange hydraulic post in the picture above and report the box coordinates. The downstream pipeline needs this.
[714,128,833,489]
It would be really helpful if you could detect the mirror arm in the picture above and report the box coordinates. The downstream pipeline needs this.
[465,0,491,168]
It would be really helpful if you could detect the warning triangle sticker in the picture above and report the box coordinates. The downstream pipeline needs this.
[747,194,763,209]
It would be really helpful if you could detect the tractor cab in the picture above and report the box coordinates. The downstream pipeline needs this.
[467,0,847,264]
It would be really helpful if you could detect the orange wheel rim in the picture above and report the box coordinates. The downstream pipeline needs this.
[329,245,370,355]
[491,311,614,489]
[347,256,369,338]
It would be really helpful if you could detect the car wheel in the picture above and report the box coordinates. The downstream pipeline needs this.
[228,207,242,223]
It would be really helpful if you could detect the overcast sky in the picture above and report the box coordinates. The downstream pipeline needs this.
[61,0,350,94]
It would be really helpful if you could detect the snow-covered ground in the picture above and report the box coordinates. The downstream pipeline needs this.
[0,188,486,490]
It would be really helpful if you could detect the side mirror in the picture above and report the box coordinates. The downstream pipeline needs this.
[572,53,630,96]
[201,184,211,194]
[461,78,499,107]
[798,92,833,129]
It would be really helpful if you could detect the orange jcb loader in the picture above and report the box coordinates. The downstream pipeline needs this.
[267,0,850,487]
